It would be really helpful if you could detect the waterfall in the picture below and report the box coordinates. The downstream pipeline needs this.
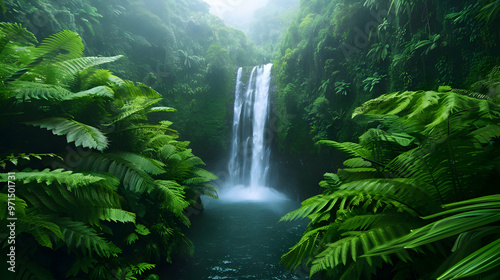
[222,64,286,201]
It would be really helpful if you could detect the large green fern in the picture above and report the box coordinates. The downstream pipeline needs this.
[25,118,109,151]
[282,89,500,279]
[367,195,500,280]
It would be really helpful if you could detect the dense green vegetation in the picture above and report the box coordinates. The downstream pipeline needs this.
[0,23,217,279]
[0,0,267,161]
[277,0,500,279]
[274,0,500,156]
[280,87,500,279]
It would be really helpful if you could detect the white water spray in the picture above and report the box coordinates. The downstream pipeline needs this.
[222,64,286,201]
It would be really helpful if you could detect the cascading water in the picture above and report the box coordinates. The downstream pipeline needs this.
[162,65,306,279]
[222,63,286,201]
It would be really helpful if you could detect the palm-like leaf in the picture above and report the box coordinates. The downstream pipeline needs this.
[55,218,121,258]
[25,118,109,151]
[77,153,159,194]
[367,195,500,279]
[56,55,123,77]
[34,30,84,63]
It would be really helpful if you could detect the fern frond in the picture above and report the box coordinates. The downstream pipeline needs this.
[352,92,400,117]
[190,183,218,199]
[407,91,440,118]
[0,153,61,169]
[108,97,161,125]
[83,207,136,225]
[126,233,139,245]
[310,226,412,275]
[343,158,373,168]
[114,152,166,175]
[339,212,416,232]
[34,30,84,63]
[280,194,338,221]
[471,124,500,144]
[368,195,500,254]
[437,238,500,280]
[192,167,218,181]
[338,168,380,182]
[61,85,114,101]
[25,118,109,151]
[10,81,72,101]
[148,106,177,113]
[316,140,372,158]
[131,263,156,275]
[153,180,190,219]
[340,178,432,213]
[319,173,342,190]
[425,92,467,132]
[55,218,121,258]
[77,153,155,194]
[280,225,332,269]
[56,55,123,76]
[115,80,162,100]
[0,168,105,187]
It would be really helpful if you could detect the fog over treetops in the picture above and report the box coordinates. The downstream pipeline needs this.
[203,0,299,35]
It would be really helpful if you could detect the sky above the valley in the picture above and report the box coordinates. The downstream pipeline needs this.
[202,0,270,31]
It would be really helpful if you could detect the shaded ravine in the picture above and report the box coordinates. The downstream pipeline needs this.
[162,65,308,279]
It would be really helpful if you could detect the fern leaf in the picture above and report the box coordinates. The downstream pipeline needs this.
[56,55,123,76]
[126,233,139,245]
[131,263,156,275]
[340,178,431,212]
[135,224,151,235]
[312,225,413,276]
[153,180,190,218]
[437,238,500,280]
[407,91,440,118]
[0,153,62,169]
[281,194,339,221]
[148,106,177,113]
[10,81,73,101]
[343,158,373,168]
[319,173,342,190]
[280,225,331,269]
[61,85,114,101]
[425,92,467,132]
[471,125,500,144]
[0,168,105,187]
[35,30,84,62]
[338,168,380,182]
[77,153,155,194]
[114,152,166,175]
[108,97,161,125]
[369,196,500,255]
[25,118,109,151]
[55,218,121,258]
[115,80,162,100]
[192,167,218,181]
[316,140,372,158]
[95,208,136,224]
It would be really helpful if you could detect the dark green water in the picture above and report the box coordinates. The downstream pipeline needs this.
[162,199,310,279]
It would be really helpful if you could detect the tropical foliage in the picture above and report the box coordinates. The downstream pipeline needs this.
[0,0,267,162]
[281,88,500,279]
[0,23,217,280]
[274,0,500,158]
